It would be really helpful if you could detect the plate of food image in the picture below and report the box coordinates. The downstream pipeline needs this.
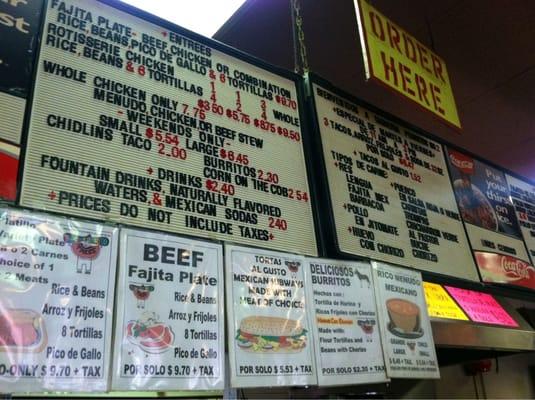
[453,180,498,231]
[0,308,47,353]
[126,312,174,354]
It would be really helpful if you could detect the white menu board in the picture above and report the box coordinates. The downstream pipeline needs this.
[304,258,387,386]
[311,82,477,280]
[112,228,224,391]
[20,0,317,256]
[506,174,535,266]
[372,262,439,379]
[0,208,118,393]
[225,245,316,388]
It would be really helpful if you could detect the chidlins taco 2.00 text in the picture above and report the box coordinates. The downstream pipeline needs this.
[236,316,307,352]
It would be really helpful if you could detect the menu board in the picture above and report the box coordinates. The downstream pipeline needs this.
[423,282,468,321]
[0,0,43,201]
[446,149,533,289]
[225,245,316,388]
[304,258,387,386]
[506,175,535,282]
[445,286,518,327]
[310,80,478,280]
[0,208,118,393]
[20,0,317,256]
[0,0,43,145]
[372,262,439,379]
[112,228,224,391]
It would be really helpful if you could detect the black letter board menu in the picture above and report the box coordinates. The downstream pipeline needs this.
[0,0,43,202]
[0,0,43,145]
[19,0,317,256]
[446,149,535,290]
[308,76,478,281]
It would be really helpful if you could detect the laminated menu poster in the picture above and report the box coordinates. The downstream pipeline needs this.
[310,80,478,281]
[304,258,387,386]
[225,245,316,387]
[423,282,468,321]
[112,228,224,391]
[0,208,118,393]
[505,174,535,287]
[372,262,439,379]
[444,286,518,328]
[446,148,534,289]
[19,0,317,256]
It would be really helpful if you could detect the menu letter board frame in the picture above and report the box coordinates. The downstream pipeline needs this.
[0,0,44,201]
[18,0,320,256]
[305,73,478,281]
[0,0,44,145]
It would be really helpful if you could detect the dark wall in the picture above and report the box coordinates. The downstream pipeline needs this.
[215,0,535,181]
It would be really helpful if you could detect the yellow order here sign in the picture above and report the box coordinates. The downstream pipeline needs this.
[424,282,468,321]
[355,0,461,128]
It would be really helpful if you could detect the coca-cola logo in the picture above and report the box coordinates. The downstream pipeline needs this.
[500,256,530,279]
[449,151,474,173]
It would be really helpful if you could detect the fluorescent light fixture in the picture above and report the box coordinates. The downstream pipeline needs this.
[121,0,247,37]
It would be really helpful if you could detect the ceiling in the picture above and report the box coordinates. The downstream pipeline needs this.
[214,0,535,181]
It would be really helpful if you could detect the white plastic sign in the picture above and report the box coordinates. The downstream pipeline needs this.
[372,262,439,379]
[225,245,316,388]
[0,208,118,393]
[304,258,387,386]
[112,228,224,391]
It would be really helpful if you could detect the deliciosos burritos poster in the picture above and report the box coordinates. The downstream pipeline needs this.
[304,258,387,386]
[112,228,224,391]
[372,261,439,379]
[225,244,317,388]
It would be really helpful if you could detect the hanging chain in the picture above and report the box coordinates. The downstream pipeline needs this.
[291,0,309,75]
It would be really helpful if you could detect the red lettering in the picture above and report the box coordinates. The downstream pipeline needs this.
[415,74,430,105]
[399,63,415,96]
[416,43,431,74]
[431,54,446,83]
[431,84,445,115]
[369,11,385,41]
[380,51,398,86]
[403,34,416,62]
[387,22,401,52]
